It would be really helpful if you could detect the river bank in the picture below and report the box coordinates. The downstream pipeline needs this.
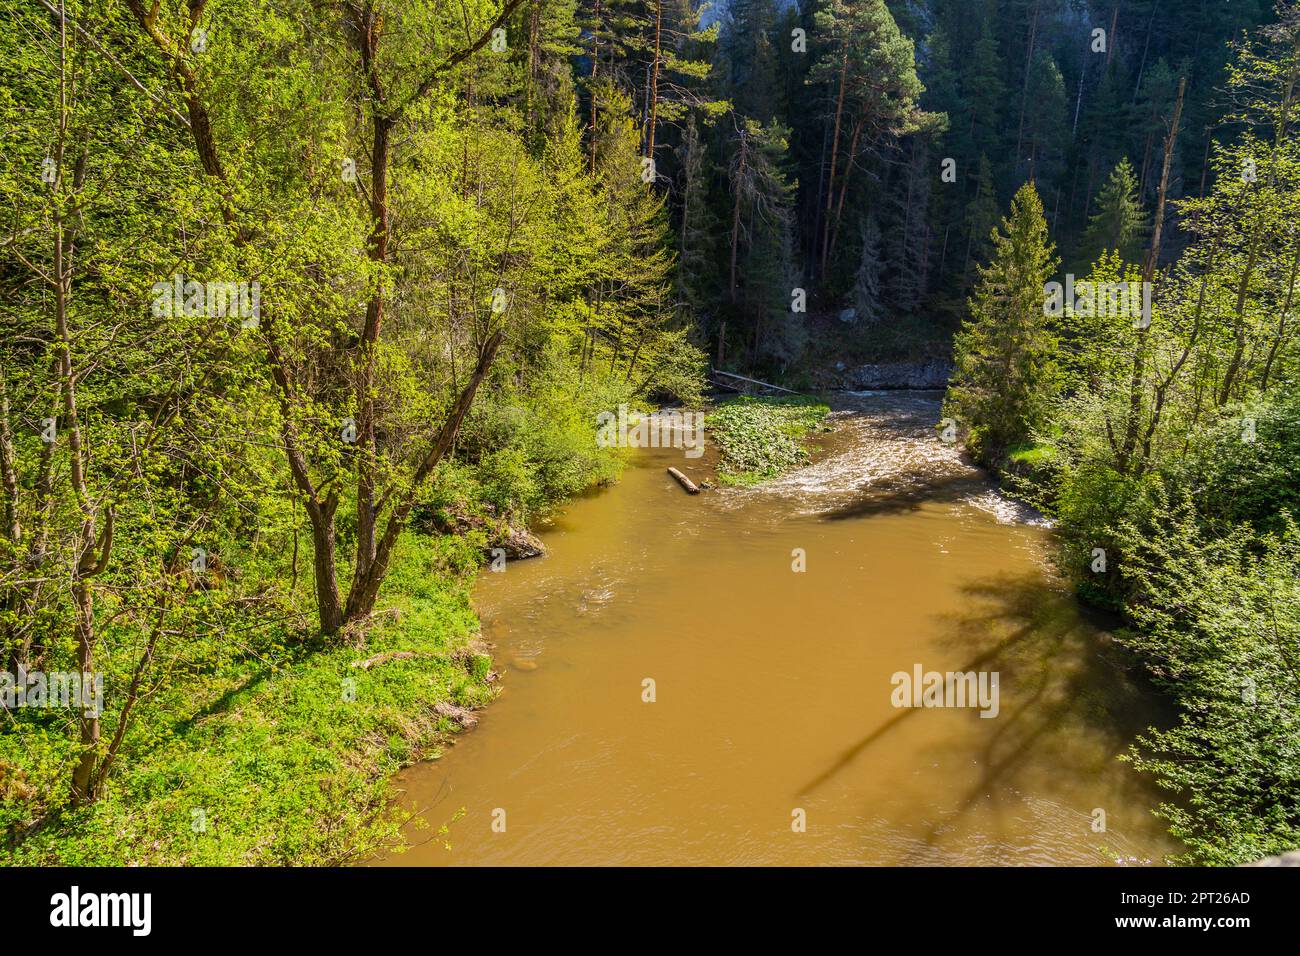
[3,534,497,866]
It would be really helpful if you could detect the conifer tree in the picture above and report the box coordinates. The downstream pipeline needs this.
[807,0,929,272]
[1081,157,1148,264]
[963,154,1000,281]
[676,114,720,317]
[945,182,1061,463]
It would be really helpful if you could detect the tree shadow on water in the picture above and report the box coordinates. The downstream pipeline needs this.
[797,571,1173,862]
[816,471,988,521]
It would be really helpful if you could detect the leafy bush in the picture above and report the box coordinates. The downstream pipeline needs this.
[1197,392,1300,535]
[1114,501,1300,865]
[1050,462,1161,608]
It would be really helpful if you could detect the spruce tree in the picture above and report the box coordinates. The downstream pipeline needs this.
[676,114,720,317]
[945,181,1061,463]
[1081,157,1148,264]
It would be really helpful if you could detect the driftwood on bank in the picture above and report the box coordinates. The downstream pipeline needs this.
[350,649,418,669]
[667,467,701,494]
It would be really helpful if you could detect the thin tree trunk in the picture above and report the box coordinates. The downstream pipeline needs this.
[1139,127,1154,194]
[1131,0,1159,106]
[1104,5,1119,72]
[811,90,832,274]
[1015,0,1041,163]
[730,135,746,304]
[1219,52,1298,403]
[589,0,600,175]
[828,117,864,264]
[1072,61,1086,134]
[821,52,849,273]
[646,0,661,160]
[345,330,505,623]
[350,5,392,609]
[1119,76,1183,472]
[1144,78,1185,284]
[1260,237,1300,390]
[0,369,21,674]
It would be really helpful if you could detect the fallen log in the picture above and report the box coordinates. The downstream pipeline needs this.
[710,369,801,395]
[667,466,701,494]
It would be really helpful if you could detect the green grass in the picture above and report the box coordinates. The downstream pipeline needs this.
[707,395,832,485]
[1005,442,1055,467]
[0,533,493,866]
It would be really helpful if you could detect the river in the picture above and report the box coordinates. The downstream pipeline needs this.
[378,391,1179,866]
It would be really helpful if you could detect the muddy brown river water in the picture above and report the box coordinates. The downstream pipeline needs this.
[379,391,1180,866]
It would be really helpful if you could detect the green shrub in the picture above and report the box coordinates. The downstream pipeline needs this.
[1114,502,1300,865]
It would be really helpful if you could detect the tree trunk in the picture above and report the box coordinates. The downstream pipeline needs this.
[589,0,600,175]
[729,134,746,304]
[308,497,344,634]
[646,1,661,160]
[821,52,849,274]
[1119,76,1184,472]
[828,117,864,264]
[1260,237,1300,390]
[1015,0,1041,163]
[350,66,392,608]
[344,330,505,624]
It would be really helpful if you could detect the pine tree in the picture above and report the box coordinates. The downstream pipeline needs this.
[1022,52,1069,202]
[676,114,720,317]
[808,0,930,272]
[588,84,678,379]
[964,21,1006,172]
[886,138,934,314]
[722,118,798,369]
[1132,58,1178,198]
[720,0,783,123]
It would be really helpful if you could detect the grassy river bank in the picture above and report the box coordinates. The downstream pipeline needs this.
[3,396,831,866]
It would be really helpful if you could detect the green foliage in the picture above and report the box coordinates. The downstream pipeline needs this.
[1114,503,1300,866]
[1,535,489,865]
[449,374,630,522]
[707,395,830,485]
[979,8,1300,865]
[945,182,1060,465]
[3,0,1298,870]
[1080,158,1148,267]
[0,0,704,859]
[1198,392,1300,534]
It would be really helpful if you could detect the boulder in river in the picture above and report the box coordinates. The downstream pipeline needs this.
[495,525,545,560]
